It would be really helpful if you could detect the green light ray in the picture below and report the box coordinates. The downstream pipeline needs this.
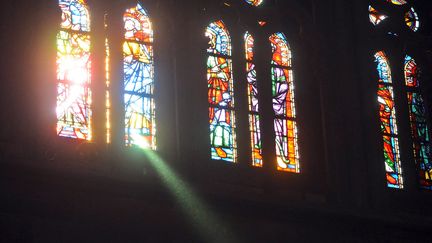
[134,135,237,242]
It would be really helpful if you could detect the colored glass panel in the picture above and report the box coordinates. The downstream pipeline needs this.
[244,0,263,6]
[206,21,237,162]
[245,32,254,62]
[404,55,418,88]
[207,56,234,107]
[274,119,299,172]
[245,32,263,167]
[272,67,295,118]
[270,33,300,173]
[124,4,156,149]
[404,55,432,190]
[375,51,403,188]
[369,5,388,26]
[124,4,153,43]
[206,20,231,56]
[258,21,267,27]
[405,7,420,32]
[59,0,90,32]
[384,0,407,5]
[271,33,291,67]
[56,0,92,140]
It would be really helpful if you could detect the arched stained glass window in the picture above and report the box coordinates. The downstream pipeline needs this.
[374,51,403,189]
[56,0,92,140]
[245,32,263,167]
[269,33,300,173]
[404,55,432,190]
[244,0,263,6]
[206,20,237,162]
[123,3,156,149]
[405,7,420,32]
[369,5,388,26]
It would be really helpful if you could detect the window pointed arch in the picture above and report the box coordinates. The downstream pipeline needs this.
[269,32,300,173]
[123,3,156,150]
[205,20,237,162]
[404,55,432,190]
[374,51,403,188]
[405,7,420,32]
[245,32,263,167]
[56,0,92,140]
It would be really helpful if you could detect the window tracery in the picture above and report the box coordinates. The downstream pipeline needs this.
[369,1,420,32]
[385,0,407,5]
[369,5,388,26]
[405,7,420,32]
[244,0,263,7]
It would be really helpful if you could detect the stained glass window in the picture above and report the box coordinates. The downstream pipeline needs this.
[244,0,263,6]
[206,20,237,162]
[245,32,263,167]
[385,0,407,5]
[56,0,92,140]
[269,33,300,173]
[404,55,432,190]
[374,51,403,189]
[405,7,420,32]
[369,6,388,26]
[123,3,156,149]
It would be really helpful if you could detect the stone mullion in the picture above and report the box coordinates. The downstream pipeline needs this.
[106,3,126,149]
[89,0,106,145]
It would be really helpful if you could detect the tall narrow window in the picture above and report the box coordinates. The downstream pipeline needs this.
[205,20,237,162]
[123,3,156,149]
[269,33,300,173]
[245,32,263,167]
[56,0,92,140]
[105,15,111,144]
[404,55,432,190]
[374,51,403,189]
